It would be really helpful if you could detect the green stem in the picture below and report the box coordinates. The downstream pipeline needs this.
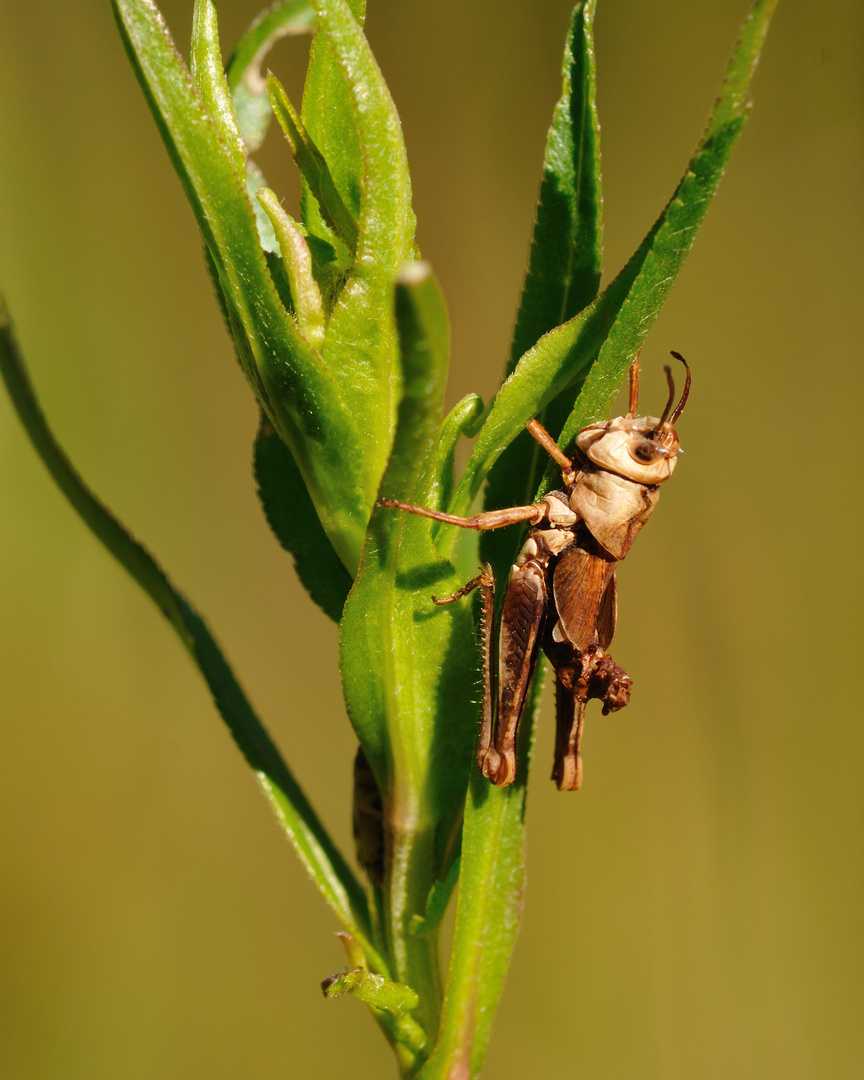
[386,825,443,1051]
[417,691,539,1080]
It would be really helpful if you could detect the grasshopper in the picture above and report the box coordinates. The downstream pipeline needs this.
[380,354,690,790]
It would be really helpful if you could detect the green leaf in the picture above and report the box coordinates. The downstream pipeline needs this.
[321,966,420,1016]
[480,0,603,575]
[340,263,474,1037]
[243,158,281,253]
[227,0,317,153]
[112,0,371,575]
[448,0,778,536]
[267,73,360,251]
[424,393,484,517]
[409,852,461,938]
[510,0,602,369]
[302,0,418,522]
[256,188,327,347]
[309,0,414,274]
[0,295,380,970]
[442,302,599,539]
[416,665,542,1080]
[253,416,353,623]
[322,967,428,1065]
[416,764,531,1079]
[341,263,457,799]
[300,0,366,251]
[190,0,246,170]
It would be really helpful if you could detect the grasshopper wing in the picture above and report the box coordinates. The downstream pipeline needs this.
[552,542,617,650]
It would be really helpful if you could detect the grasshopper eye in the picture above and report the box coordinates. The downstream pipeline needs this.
[630,438,664,464]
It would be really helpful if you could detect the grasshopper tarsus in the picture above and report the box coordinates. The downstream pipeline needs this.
[553,729,584,792]
[431,565,494,607]
[480,748,517,787]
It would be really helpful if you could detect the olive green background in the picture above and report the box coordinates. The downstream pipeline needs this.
[1,1,861,1077]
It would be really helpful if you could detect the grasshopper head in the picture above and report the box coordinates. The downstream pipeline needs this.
[576,414,680,483]
[575,353,690,485]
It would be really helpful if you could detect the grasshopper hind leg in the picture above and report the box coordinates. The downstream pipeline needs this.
[553,679,586,791]
[431,565,502,783]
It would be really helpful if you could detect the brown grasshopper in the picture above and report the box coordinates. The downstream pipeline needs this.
[380,353,690,790]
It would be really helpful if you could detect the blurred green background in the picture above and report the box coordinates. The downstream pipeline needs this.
[1,1,861,1076]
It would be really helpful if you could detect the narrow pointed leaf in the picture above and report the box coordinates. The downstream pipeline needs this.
[227,1,318,253]
[268,73,360,250]
[300,0,366,248]
[0,298,379,967]
[256,188,327,347]
[425,393,484,516]
[190,0,246,170]
[311,0,414,275]
[409,853,461,937]
[510,0,602,369]
[481,0,603,573]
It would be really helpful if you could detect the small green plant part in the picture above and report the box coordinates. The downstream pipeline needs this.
[0,0,778,1075]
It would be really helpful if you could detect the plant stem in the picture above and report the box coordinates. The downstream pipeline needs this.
[386,823,443,1063]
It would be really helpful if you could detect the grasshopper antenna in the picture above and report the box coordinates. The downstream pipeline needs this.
[628,353,641,416]
[649,364,677,438]
[649,351,691,437]
[668,351,691,424]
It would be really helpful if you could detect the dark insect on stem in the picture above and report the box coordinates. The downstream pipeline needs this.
[352,746,385,885]
[381,353,690,790]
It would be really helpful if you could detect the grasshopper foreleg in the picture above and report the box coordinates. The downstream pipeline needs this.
[378,498,547,531]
